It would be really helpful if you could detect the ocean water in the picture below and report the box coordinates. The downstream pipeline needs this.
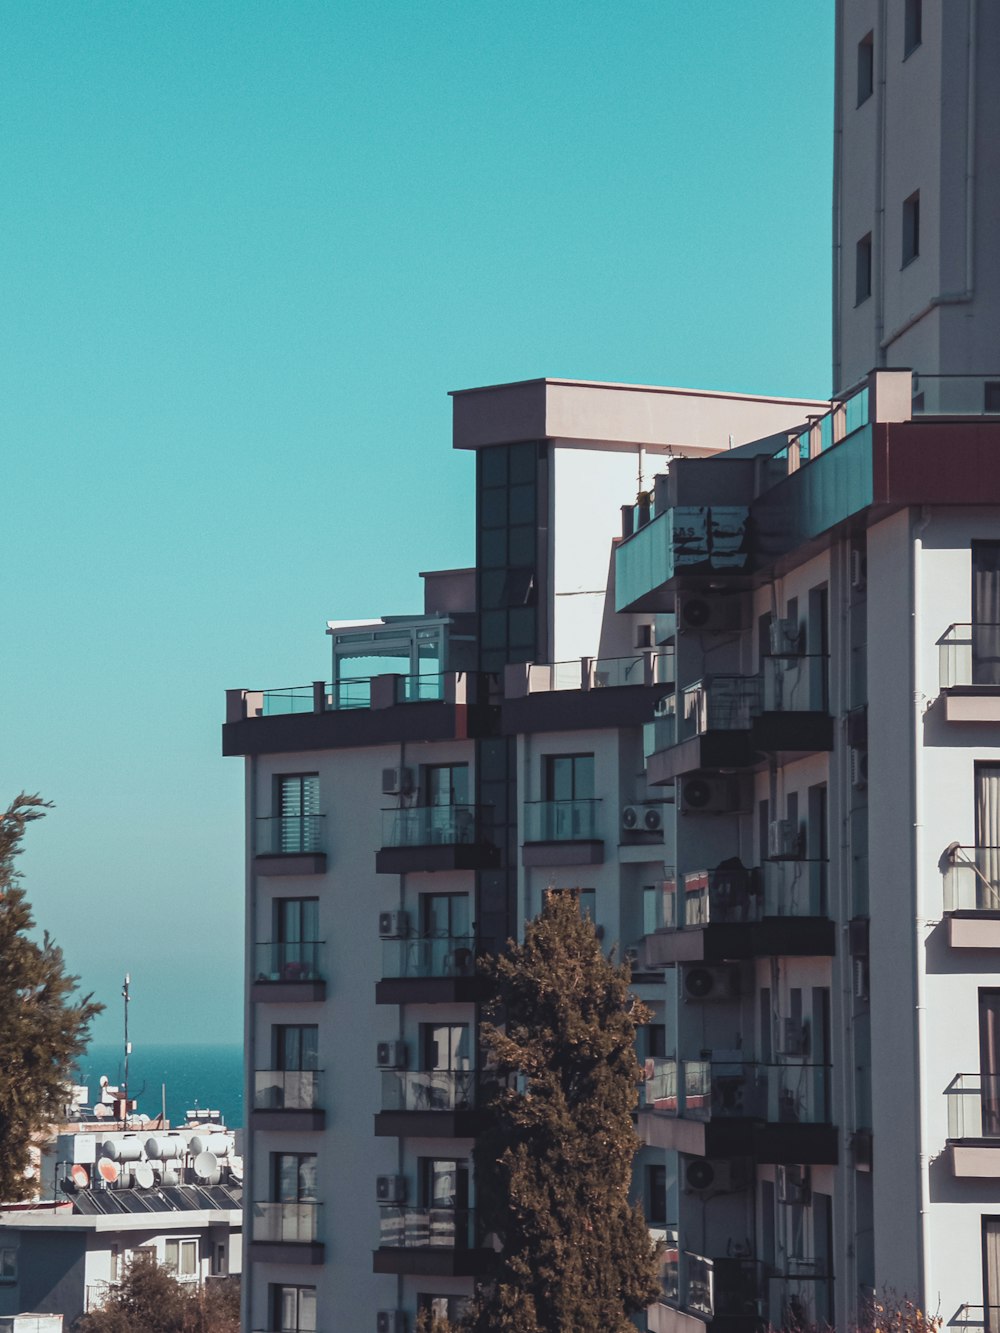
[75,1043,244,1128]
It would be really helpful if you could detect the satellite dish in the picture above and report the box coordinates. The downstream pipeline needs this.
[193,1151,220,1185]
[71,1165,90,1189]
[97,1158,119,1184]
[99,1075,109,1088]
[134,1162,154,1189]
[228,1161,243,1184]
[94,1104,110,1119]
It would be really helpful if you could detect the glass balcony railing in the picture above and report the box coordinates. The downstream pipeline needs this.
[681,676,760,737]
[522,799,602,842]
[762,859,828,917]
[953,1306,1000,1331]
[912,373,1000,416]
[643,1057,678,1113]
[381,1070,477,1113]
[644,697,676,756]
[524,652,675,692]
[260,684,317,716]
[659,1225,679,1303]
[767,1273,834,1330]
[253,1070,321,1111]
[395,673,445,703]
[680,1061,830,1124]
[252,1201,321,1244]
[946,1073,1000,1139]
[380,805,489,848]
[255,815,325,855]
[381,934,477,980]
[940,624,1000,689]
[762,654,829,712]
[328,676,373,709]
[675,863,762,926]
[682,1251,714,1319]
[378,1207,475,1250]
[944,847,1000,912]
[252,941,324,984]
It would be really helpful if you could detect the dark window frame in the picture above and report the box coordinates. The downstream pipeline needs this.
[857,31,874,104]
[902,191,920,267]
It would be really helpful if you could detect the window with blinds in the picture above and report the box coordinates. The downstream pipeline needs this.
[278,775,320,853]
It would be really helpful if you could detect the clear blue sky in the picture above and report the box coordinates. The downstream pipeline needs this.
[0,1,834,1046]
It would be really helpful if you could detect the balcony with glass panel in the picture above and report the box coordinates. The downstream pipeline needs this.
[254,815,326,876]
[951,1306,1000,1331]
[946,1074,1000,1177]
[374,1069,483,1138]
[251,1070,324,1132]
[521,799,604,867]
[638,1057,836,1163]
[943,847,1000,948]
[376,933,489,1005]
[938,624,1000,722]
[251,941,326,1003]
[373,1207,497,1278]
[751,654,833,757]
[250,1202,323,1264]
[503,651,675,733]
[375,805,499,874]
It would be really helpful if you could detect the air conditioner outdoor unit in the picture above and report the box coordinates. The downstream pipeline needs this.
[776,1164,811,1206]
[680,776,745,815]
[378,911,410,939]
[851,747,869,790]
[381,767,414,796]
[851,548,867,590]
[679,594,746,634]
[377,1313,407,1333]
[376,1174,407,1204]
[683,964,740,1002]
[778,1018,810,1057]
[622,805,664,833]
[684,1157,749,1194]
[768,819,803,860]
[769,617,801,656]
[376,1041,408,1070]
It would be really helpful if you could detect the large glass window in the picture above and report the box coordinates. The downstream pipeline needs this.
[275,1153,318,1204]
[544,754,594,801]
[425,764,469,806]
[421,1023,472,1072]
[420,1158,469,1210]
[277,775,320,853]
[421,893,471,938]
[973,543,1000,684]
[164,1238,198,1278]
[275,1025,319,1071]
[273,1284,317,1333]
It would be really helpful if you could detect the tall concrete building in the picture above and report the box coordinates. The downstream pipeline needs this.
[226,3,1000,1329]
[834,0,1000,391]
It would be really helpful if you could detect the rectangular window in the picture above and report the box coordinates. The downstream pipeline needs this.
[856,233,872,304]
[420,1022,472,1071]
[985,383,1000,413]
[904,0,922,56]
[420,893,471,939]
[274,1152,318,1203]
[424,764,469,806]
[272,898,320,981]
[277,774,320,853]
[973,545,1000,686]
[857,31,874,104]
[273,1284,317,1333]
[544,753,595,801]
[418,1295,474,1323]
[419,1157,469,1210]
[274,1024,319,1071]
[164,1238,198,1278]
[646,1164,667,1224]
[902,191,920,266]
[0,1248,15,1281]
[975,766,1000,907]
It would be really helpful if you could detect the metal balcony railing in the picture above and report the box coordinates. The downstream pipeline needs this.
[253,1070,321,1111]
[946,1073,1000,1139]
[522,799,601,842]
[381,934,478,980]
[377,1206,475,1250]
[381,1070,477,1113]
[255,814,325,855]
[944,846,1000,912]
[380,805,489,848]
[252,941,325,984]
[252,1201,321,1244]
[952,1306,1000,1331]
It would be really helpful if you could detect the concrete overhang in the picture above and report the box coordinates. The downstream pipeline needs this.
[450,378,828,458]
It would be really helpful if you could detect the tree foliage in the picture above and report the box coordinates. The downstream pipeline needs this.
[0,794,103,1201]
[465,890,661,1333]
[74,1256,240,1333]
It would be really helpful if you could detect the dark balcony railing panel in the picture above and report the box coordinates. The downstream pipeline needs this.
[252,1201,321,1244]
[256,814,325,855]
[763,859,828,917]
[253,941,325,983]
[945,848,1000,912]
[947,1073,1000,1139]
[253,1070,321,1110]
[762,653,829,713]
[381,1070,477,1113]
[380,805,489,848]
[381,935,478,980]
[680,1061,831,1124]
[378,1207,475,1250]
[681,676,760,737]
[522,799,601,842]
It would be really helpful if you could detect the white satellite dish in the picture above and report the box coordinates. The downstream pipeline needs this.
[93,1103,110,1119]
[193,1151,220,1185]
[134,1162,154,1189]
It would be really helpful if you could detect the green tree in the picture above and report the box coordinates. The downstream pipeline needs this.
[466,890,661,1333]
[73,1255,240,1333]
[0,794,103,1201]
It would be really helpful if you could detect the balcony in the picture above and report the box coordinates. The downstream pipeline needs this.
[943,847,1000,947]
[939,624,1000,722]
[373,1207,497,1277]
[639,1058,836,1163]
[521,799,604,867]
[649,1251,768,1333]
[642,862,833,965]
[251,1070,324,1132]
[254,815,326,876]
[502,652,674,735]
[375,805,498,874]
[946,1073,1000,1176]
[951,1307,1000,1331]
[374,1070,483,1138]
[250,1201,323,1265]
[912,372,1000,417]
[375,933,490,1005]
[251,941,326,1003]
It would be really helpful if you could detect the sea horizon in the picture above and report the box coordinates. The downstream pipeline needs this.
[75,1041,244,1129]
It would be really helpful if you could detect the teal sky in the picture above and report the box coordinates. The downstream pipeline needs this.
[0,1,834,1046]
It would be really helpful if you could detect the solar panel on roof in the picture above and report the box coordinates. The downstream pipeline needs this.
[72,1193,103,1215]
[117,1190,154,1213]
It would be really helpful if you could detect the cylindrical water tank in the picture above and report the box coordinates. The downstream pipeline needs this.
[189,1133,230,1158]
[145,1135,185,1160]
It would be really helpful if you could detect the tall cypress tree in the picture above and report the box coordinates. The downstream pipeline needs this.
[0,794,103,1200]
[468,890,661,1333]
